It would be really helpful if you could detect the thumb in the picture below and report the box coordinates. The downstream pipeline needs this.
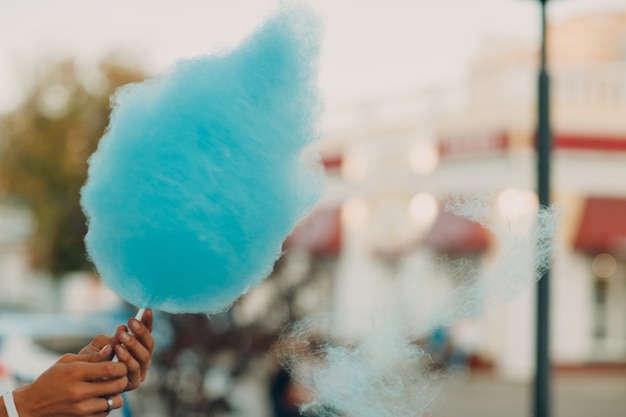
[84,344,113,363]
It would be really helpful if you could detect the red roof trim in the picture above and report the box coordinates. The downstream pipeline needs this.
[555,135,626,152]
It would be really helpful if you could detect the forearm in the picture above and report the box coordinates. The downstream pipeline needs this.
[1,386,31,417]
[0,396,7,417]
[12,386,34,417]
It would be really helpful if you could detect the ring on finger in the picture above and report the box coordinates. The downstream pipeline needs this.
[104,396,114,413]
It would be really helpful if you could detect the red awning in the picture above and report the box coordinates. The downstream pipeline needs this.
[423,210,490,255]
[283,208,342,257]
[574,197,626,254]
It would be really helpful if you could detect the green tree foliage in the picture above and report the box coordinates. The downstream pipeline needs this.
[0,57,145,278]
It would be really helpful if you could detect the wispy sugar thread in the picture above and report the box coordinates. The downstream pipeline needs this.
[428,193,559,331]
[279,194,559,417]
[279,313,443,417]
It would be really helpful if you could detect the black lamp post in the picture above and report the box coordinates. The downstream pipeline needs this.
[534,1,552,417]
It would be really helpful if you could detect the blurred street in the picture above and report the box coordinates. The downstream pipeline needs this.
[433,370,626,417]
[130,365,626,417]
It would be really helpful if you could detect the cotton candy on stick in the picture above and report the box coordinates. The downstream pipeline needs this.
[80,6,324,314]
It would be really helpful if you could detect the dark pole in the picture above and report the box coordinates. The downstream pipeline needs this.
[534,1,551,417]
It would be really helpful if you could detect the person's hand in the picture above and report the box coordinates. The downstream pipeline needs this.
[12,347,127,417]
[113,308,155,391]
[79,309,155,392]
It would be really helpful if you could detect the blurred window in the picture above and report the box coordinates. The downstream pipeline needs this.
[619,69,626,104]
[592,277,608,340]
[619,35,626,62]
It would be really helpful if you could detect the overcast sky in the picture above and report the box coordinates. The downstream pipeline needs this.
[1,0,625,114]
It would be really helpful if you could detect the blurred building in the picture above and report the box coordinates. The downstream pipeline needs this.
[303,10,626,381]
[0,9,624,396]
[0,204,33,308]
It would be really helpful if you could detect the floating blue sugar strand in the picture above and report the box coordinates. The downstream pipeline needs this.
[279,196,559,417]
[80,6,324,314]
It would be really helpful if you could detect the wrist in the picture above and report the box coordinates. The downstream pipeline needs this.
[2,391,18,417]
[0,396,6,417]
[11,386,32,417]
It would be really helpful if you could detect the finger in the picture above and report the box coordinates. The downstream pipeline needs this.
[60,352,110,365]
[79,375,129,399]
[76,361,128,381]
[79,344,113,362]
[115,344,142,387]
[81,393,124,416]
[89,335,115,361]
[118,326,151,361]
[79,334,114,357]
[91,334,114,350]
[112,325,128,346]
[84,344,114,363]
[129,315,155,353]
[142,308,154,332]
[58,353,83,364]
[117,331,150,380]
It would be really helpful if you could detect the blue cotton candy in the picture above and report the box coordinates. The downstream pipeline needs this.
[80,6,324,313]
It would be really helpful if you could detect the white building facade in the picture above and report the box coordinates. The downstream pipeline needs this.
[306,11,626,381]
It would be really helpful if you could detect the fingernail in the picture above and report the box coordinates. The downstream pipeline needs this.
[120,332,130,342]
[99,345,111,355]
[130,319,140,331]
